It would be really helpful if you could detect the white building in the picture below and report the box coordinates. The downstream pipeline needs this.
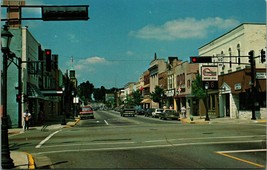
[199,23,266,119]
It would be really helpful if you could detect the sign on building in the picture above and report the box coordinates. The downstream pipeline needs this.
[201,66,218,81]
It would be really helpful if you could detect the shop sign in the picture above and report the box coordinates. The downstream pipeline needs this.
[201,66,218,81]
[165,89,175,97]
[256,72,266,79]
[234,83,241,90]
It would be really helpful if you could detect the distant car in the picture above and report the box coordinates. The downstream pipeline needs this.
[144,108,155,117]
[79,106,94,119]
[152,108,164,118]
[120,105,136,117]
[159,109,180,120]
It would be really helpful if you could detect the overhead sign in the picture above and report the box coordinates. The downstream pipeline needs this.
[201,66,218,81]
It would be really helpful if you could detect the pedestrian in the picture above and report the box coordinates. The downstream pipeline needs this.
[163,105,167,111]
[181,106,186,118]
[23,109,31,131]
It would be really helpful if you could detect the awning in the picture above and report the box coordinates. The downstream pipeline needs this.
[141,98,151,103]
[27,83,46,99]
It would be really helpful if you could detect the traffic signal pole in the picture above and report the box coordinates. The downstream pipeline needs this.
[249,50,256,120]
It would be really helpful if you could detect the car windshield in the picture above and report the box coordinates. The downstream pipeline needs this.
[165,110,176,113]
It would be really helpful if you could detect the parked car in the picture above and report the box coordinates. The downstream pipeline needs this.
[135,107,146,115]
[144,108,155,117]
[152,108,164,118]
[79,106,94,119]
[159,109,180,120]
[120,105,136,117]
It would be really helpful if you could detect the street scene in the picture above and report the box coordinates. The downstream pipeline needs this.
[8,110,267,169]
[1,0,266,169]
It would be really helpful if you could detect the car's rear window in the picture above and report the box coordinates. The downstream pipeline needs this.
[82,107,92,111]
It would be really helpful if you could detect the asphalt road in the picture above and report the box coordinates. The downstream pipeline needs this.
[9,110,267,169]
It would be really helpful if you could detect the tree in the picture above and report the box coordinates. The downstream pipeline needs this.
[93,86,106,102]
[191,74,206,117]
[150,86,164,108]
[131,89,142,106]
[191,74,205,99]
[77,81,94,103]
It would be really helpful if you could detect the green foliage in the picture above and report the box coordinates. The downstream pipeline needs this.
[77,81,94,102]
[93,86,106,102]
[131,89,142,106]
[150,86,164,107]
[191,74,206,99]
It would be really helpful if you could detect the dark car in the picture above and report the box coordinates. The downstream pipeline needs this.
[120,105,135,117]
[144,108,155,117]
[159,109,179,120]
[135,107,146,115]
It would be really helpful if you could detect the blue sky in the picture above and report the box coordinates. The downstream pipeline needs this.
[2,0,266,88]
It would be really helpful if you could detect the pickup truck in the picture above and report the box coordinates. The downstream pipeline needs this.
[120,105,136,117]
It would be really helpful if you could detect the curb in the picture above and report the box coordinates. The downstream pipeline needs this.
[64,118,80,127]
[27,152,35,169]
[180,118,210,124]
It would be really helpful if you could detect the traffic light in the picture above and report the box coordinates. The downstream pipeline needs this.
[248,50,254,64]
[16,94,21,103]
[190,56,212,63]
[45,49,52,71]
[42,5,89,21]
[260,49,266,63]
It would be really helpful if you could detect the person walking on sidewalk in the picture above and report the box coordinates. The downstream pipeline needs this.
[23,109,31,131]
[181,106,186,118]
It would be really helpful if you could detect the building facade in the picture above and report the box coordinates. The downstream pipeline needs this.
[199,23,266,119]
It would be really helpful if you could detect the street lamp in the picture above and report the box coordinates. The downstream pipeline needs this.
[61,86,66,125]
[1,23,15,168]
[205,83,210,121]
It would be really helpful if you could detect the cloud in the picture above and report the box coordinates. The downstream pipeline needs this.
[126,50,134,56]
[129,17,240,40]
[67,33,79,43]
[74,56,109,71]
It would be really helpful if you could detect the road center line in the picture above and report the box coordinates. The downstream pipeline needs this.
[104,120,109,125]
[35,130,61,148]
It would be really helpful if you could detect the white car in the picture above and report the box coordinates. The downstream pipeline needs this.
[152,108,164,118]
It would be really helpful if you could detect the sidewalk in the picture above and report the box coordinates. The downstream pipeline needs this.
[8,118,80,169]
[180,116,267,124]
